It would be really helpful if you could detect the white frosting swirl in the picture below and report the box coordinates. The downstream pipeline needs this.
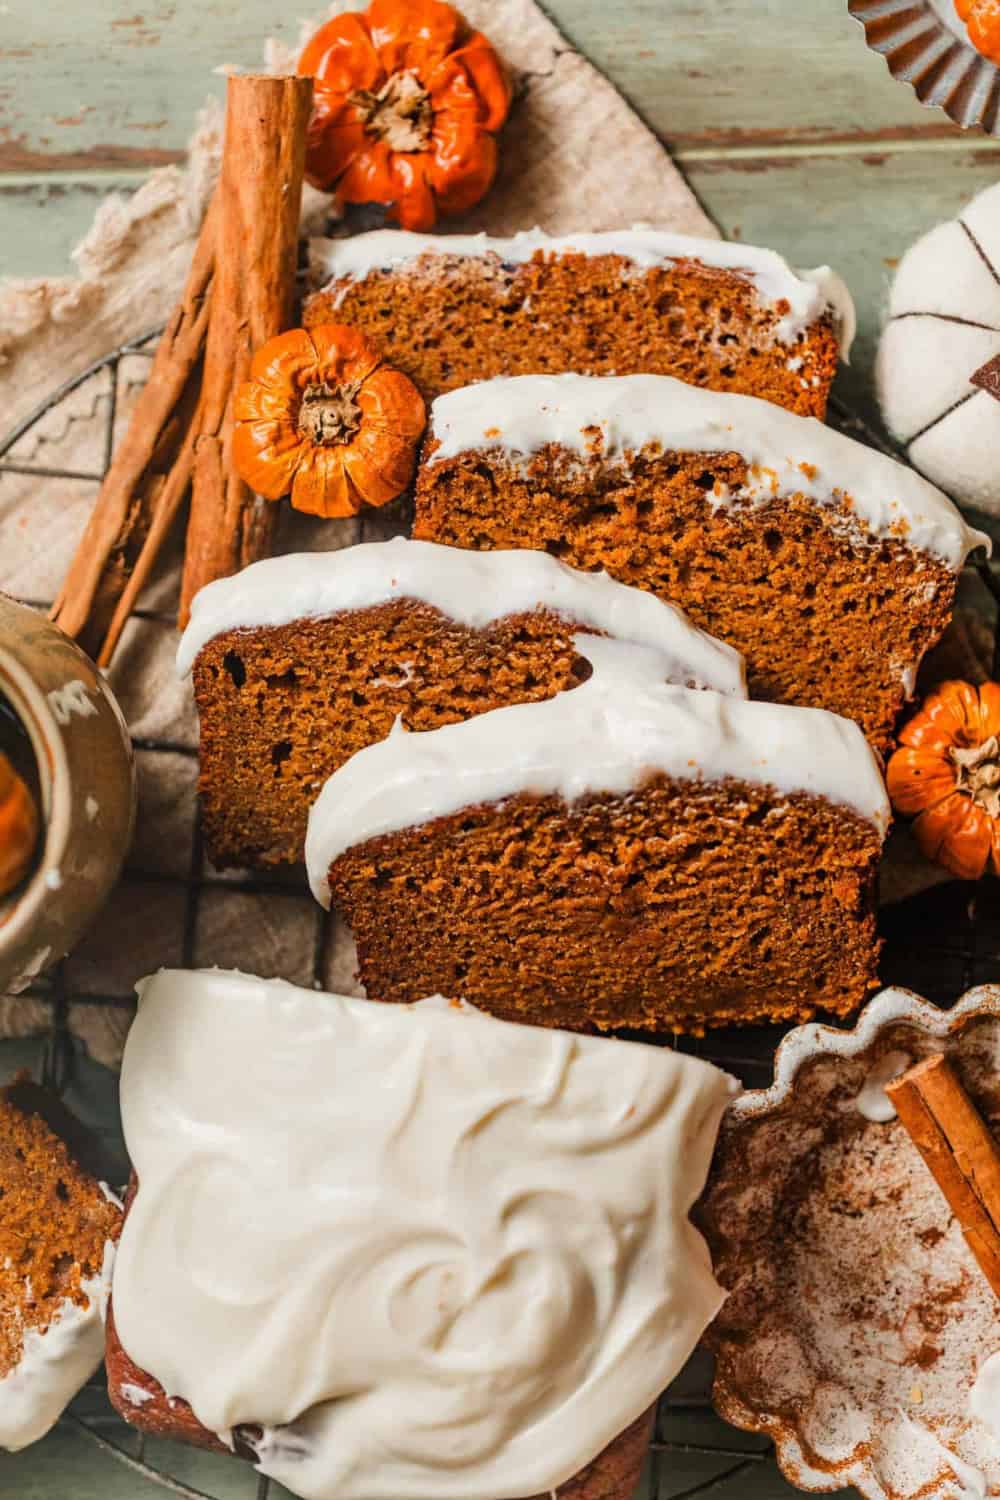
[310,226,856,355]
[971,1349,1000,1442]
[853,1051,912,1123]
[112,971,737,1500]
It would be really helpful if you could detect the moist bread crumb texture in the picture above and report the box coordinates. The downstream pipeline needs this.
[326,777,883,1033]
[193,600,593,868]
[304,253,839,416]
[414,443,956,752]
[0,1083,118,1382]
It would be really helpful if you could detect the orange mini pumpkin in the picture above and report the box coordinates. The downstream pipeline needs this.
[0,752,38,898]
[298,0,511,231]
[955,0,1000,64]
[232,323,426,519]
[887,679,1000,879]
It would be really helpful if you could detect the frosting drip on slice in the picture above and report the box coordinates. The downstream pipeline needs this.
[113,971,738,1500]
[426,374,989,569]
[176,536,746,697]
[310,226,856,354]
[305,634,890,906]
[853,1052,912,1124]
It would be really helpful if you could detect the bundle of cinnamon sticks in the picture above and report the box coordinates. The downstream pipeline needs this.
[51,73,314,666]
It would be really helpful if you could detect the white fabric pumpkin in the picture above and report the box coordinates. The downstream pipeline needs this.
[877,181,1000,519]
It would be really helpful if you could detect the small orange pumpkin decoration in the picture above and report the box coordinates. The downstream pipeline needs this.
[955,0,1000,65]
[0,752,38,898]
[232,324,426,519]
[887,679,1000,879]
[298,0,511,231]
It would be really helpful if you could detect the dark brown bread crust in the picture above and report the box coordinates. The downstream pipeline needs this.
[106,1179,229,1451]
[413,444,957,753]
[304,252,839,416]
[192,600,595,869]
[0,1078,120,1380]
[106,1299,230,1454]
[326,777,883,1034]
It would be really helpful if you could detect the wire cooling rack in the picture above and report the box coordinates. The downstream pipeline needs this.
[2,338,999,1500]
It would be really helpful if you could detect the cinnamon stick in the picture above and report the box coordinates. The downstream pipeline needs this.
[179,74,312,625]
[50,194,218,664]
[886,1053,1000,1298]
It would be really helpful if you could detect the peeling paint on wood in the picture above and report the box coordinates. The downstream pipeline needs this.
[671,120,1000,150]
[0,140,183,172]
[0,0,992,167]
[4,0,1000,438]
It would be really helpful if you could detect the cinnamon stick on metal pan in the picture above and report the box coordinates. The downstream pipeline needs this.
[886,1052,1000,1299]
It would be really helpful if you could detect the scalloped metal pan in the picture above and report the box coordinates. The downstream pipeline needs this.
[849,0,1000,136]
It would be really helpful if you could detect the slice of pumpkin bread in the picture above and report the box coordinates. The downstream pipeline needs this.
[305,227,853,415]
[306,636,890,1034]
[0,1077,120,1451]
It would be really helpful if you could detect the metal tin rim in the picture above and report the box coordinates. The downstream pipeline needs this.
[848,0,1000,137]
[707,983,1000,1497]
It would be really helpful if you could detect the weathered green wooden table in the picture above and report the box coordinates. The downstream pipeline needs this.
[7,0,1000,424]
[4,1,1000,1496]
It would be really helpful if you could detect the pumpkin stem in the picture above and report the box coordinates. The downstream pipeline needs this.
[298,381,362,447]
[352,70,433,153]
[951,735,1000,818]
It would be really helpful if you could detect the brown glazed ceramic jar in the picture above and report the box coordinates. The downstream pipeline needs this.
[0,595,135,993]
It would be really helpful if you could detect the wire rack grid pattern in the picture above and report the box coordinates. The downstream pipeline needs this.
[1,333,348,1500]
[1,338,997,1500]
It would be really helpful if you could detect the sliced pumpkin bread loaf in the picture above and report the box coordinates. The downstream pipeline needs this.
[0,1077,120,1451]
[106,969,736,1499]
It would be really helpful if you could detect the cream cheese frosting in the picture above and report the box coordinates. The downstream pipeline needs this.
[0,1241,114,1452]
[113,969,738,1500]
[305,633,890,906]
[310,226,856,355]
[425,374,989,570]
[175,536,746,696]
